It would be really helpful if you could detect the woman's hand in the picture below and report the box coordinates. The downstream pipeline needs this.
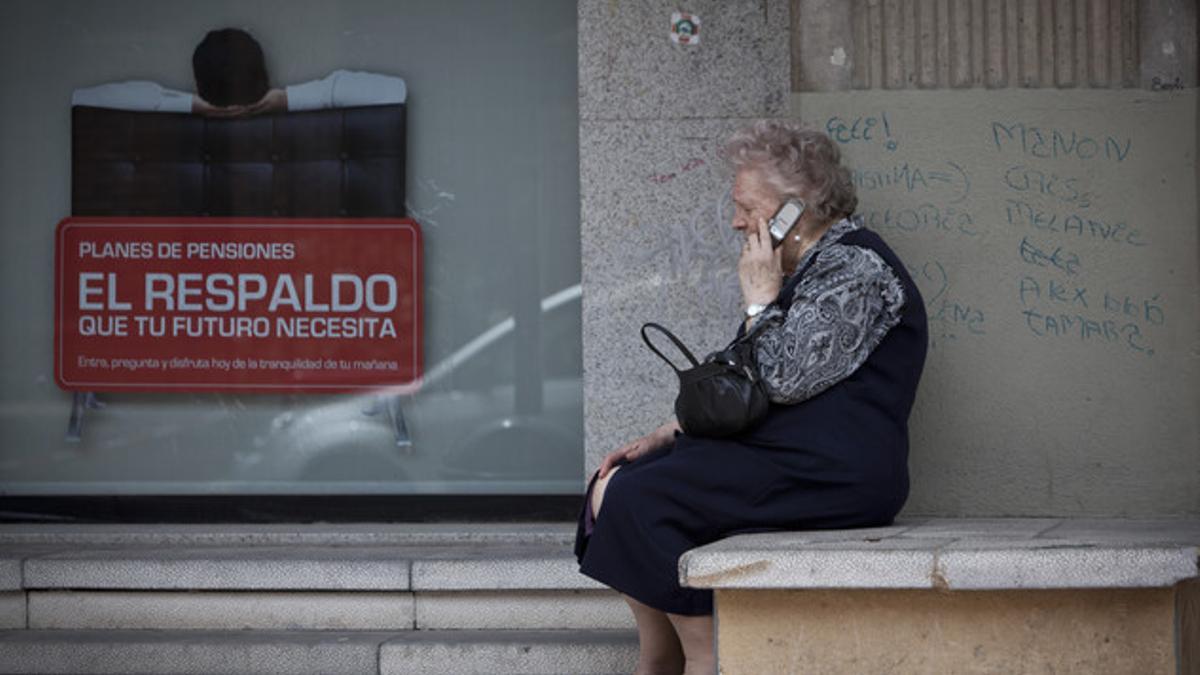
[597,419,680,479]
[738,216,783,308]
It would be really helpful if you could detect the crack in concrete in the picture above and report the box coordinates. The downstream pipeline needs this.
[930,552,951,591]
[685,559,771,587]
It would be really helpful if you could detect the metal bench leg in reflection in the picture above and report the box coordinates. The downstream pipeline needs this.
[385,394,414,452]
[66,391,105,442]
[361,393,413,452]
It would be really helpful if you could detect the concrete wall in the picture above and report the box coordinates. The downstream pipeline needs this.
[579,0,1199,516]
[799,88,1198,516]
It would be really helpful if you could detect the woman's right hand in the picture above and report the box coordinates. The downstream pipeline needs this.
[738,216,784,308]
[597,420,680,479]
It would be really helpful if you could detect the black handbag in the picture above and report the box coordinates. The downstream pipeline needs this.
[641,322,770,438]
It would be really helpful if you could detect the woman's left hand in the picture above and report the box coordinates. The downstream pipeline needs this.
[738,216,783,307]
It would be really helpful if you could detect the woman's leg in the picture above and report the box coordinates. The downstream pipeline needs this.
[591,467,685,675]
[666,612,715,675]
[622,593,685,675]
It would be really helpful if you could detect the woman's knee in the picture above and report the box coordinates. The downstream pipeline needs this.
[590,465,622,520]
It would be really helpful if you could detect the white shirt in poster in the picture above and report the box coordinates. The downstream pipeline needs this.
[71,70,407,112]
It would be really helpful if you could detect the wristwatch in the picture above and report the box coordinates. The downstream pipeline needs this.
[744,303,769,320]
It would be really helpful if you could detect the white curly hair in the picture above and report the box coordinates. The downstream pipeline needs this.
[724,119,857,223]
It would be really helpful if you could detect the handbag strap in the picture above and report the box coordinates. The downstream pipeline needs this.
[641,322,701,373]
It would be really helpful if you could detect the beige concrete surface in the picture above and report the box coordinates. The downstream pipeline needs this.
[680,518,1200,590]
[1182,579,1199,675]
[28,591,414,631]
[791,88,1199,517]
[414,590,634,630]
[581,0,1200,520]
[379,629,639,675]
[0,629,391,675]
[0,592,25,629]
[716,586,1187,674]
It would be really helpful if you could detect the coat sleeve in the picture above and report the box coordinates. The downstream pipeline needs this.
[750,243,906,404]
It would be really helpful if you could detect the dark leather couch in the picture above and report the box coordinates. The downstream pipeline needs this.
[71,104,406,217]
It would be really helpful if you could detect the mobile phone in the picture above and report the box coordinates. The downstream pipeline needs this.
[768,199,806,248]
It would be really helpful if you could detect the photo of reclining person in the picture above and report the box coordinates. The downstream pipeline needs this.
[72,27,406,116]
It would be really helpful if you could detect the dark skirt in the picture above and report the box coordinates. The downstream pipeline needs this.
[573,432,905,616]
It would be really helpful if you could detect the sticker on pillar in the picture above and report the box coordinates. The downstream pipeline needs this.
[670,12,700,45]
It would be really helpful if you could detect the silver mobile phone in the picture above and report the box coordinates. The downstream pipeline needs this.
[768,199,806,248]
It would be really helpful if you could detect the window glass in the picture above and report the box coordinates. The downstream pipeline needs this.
[0,1,582,496]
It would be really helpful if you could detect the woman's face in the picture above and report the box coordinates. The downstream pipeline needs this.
[731,168,784,240]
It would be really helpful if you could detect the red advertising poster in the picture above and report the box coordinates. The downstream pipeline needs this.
[55,218,422,392]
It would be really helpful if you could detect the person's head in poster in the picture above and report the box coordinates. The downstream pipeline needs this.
[191,28,275,116]
[72,27,406,117]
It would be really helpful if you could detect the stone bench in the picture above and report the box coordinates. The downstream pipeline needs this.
[679,517,1200,674]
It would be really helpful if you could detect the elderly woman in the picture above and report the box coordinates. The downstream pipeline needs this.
[573,120,928,675]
